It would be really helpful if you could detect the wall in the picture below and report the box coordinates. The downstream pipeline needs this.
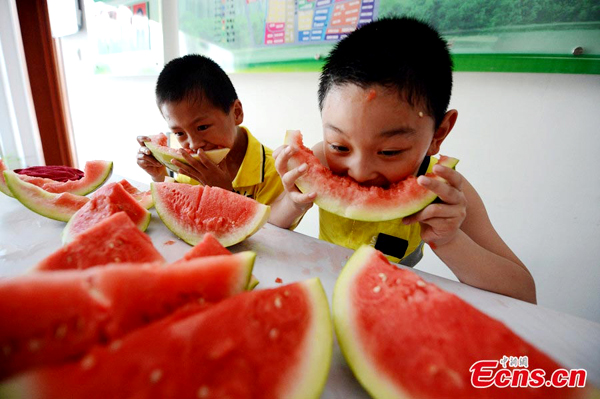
[58,26,600,323]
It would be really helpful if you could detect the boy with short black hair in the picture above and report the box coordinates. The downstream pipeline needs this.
[137,54,283,205]
[270,17,536,303]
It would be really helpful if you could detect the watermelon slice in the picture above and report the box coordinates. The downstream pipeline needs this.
[0,159,14,197]
[117,179,153,209]
[144,133,230,174]
[3,170,89,222]
[15,160,113,196]
[34,212,164,271]
[62,182,151,243]
[284,130,459,222]
[171,233,261,289]
[333,245,593,399]
[14,165,84,182]
[1,278,331,399]
[0,252,255,379]
[152,182,270,247]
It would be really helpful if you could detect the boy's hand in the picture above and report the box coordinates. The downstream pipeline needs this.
[172,149,233,190]
[273,145,316,212]
[402,164,467,248]
[136,136,167,182]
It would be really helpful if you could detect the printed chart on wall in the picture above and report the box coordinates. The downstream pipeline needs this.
[178,0,379,71]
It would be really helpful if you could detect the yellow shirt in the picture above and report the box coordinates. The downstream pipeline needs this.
[175,127,283,205]
[319,157,437,265]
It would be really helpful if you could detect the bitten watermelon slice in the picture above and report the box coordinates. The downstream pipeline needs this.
[144,133,230,174]
[15,160,113,196]
[0,252,255,380]
[63,182,151,243]
[3,170,89,222]
[152,182,270,247]
[1,278,331,399]
[171,233,261,289]
[284,130,459,222]
[34,212,164,271]
[333,245,593,399]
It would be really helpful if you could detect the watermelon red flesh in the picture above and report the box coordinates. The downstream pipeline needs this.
[3,170,89,222]
[62,182,151,244]
[34,212,164,272]
[0,253,254,380]
[2,278,331,399]
[152,183,270,247]
[16,160,113,196]
[170,233,260,289]
[117,179,153,209]
[333,245,591,399]
[284,130,459,222]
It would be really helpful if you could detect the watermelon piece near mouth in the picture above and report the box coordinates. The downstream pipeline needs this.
[1,278,331,399]
[284,130,459,222]
[144,133,230,174]
[117,179,153,209]
[333,245,594,399]
[34,212,164,271]
[152,182,270,247]
[171,233,260,289]
[0,252,255,380]
[0,159,13,197]
[63,182,151,244]
[2,170,90,222]
[15,160,113,196]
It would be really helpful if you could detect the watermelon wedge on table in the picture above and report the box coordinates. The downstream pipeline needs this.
[117,179,153,209]
[62,182,150,243]
[152,182,270,247]
[0,278,332,399]
[2,170,89,222]
[171,233,260,289]
[284,130,459,222]
[0,159,13,197]
[15,160,112,196]
[333,245,594,399]
[0,252,255,380]
[34,212,164,271]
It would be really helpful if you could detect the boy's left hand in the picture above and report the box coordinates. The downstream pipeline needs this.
[402,164,467,248]
[171,149,233,191]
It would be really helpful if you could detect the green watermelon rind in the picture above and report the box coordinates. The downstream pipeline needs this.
[151,183,271,247]
[3,170,89,222]
[286,278,333,399]
[0,165,13,197]
[284,130,459,222]
[332,245,410,399]
[144,142,230,174]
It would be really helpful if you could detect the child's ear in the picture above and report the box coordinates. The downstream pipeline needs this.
[427,109,458,156]
[232,99,244,125]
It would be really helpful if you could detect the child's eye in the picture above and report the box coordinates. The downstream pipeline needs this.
[379,150,402,157]
[172,131,184,137]
[197,125,210,131]
[330,144,349,153]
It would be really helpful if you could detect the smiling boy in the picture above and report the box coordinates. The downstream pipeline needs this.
[270,17,536,303]
[136,54,283,205]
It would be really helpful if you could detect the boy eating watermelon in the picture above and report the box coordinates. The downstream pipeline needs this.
[136,54,283,205]
[270,17,536,304]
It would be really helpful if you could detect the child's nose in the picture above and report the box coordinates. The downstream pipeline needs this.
[187,134,206,150]
[347,156,377,183]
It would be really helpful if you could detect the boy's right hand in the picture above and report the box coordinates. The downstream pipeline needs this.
[273,145,317,212]
[136,136,167,182]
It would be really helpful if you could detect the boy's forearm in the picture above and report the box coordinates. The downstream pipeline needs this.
[432,231,537,304]
[267,193,310,229]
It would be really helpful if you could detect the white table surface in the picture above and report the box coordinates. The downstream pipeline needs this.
[1,177,599,396]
